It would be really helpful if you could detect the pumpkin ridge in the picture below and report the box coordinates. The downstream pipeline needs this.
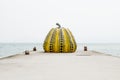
[49,28,56,52]
[43,28,54,52]
[59,28,64,52]
[67,28,77,51]
[65,29,72,52]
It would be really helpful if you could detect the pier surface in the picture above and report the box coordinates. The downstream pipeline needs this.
[0,51,120,80]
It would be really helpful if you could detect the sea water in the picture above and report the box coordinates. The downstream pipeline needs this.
[0,43,43,58]
[78,43,120,56]
[0,43,120,58]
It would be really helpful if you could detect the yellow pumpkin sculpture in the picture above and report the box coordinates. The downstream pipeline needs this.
[43,23,77,53]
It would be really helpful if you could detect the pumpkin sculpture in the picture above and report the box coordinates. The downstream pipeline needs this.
[43,23,77,53]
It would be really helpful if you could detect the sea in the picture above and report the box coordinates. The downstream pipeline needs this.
[0,43,120,58]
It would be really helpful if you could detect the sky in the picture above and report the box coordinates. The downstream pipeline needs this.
[0,0,120,43]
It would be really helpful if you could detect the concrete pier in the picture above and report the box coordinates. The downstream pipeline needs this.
[0,51,120,80]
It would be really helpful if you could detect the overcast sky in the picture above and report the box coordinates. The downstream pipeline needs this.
[0,0,120,43]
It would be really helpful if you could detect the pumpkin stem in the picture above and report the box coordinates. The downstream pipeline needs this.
[56,23,61,28]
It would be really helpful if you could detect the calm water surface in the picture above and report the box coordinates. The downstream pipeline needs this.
[0,43,120,58]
